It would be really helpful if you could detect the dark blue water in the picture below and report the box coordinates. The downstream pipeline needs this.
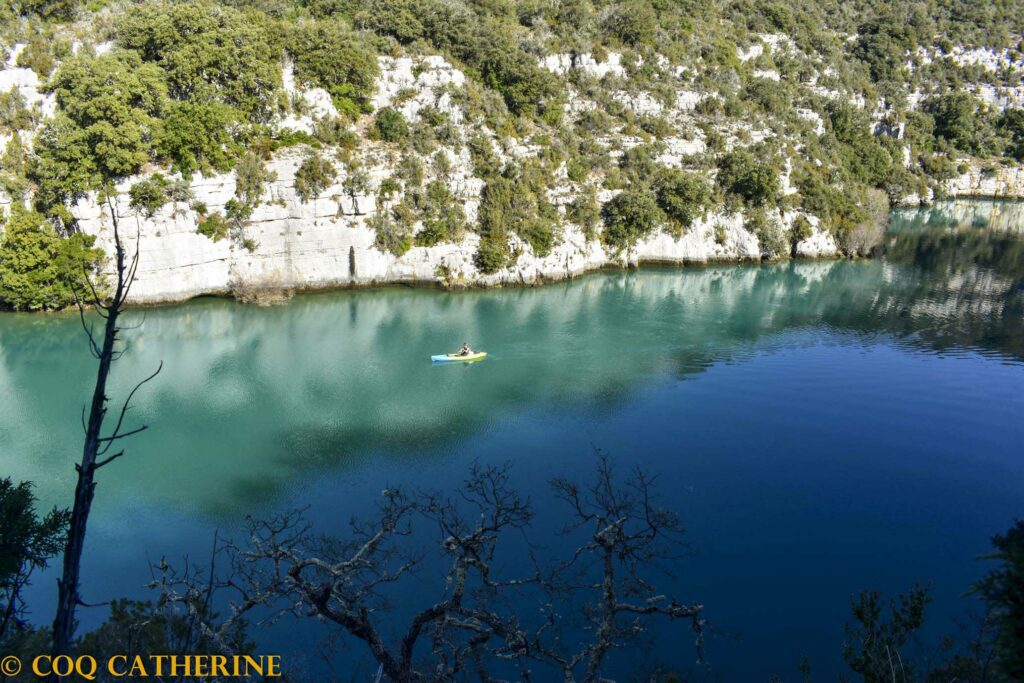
[2,201,1022,679]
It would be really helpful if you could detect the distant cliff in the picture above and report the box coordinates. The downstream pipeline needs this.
[3,1,1024,307]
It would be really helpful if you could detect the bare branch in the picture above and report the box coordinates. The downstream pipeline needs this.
[96,361,162,451]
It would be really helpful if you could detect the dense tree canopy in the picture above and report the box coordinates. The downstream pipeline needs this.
[44,51,167,181]
[116,2,282,122]
[0,208,105,311]
[288,20,379,118]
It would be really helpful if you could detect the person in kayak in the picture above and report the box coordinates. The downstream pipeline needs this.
[458,342,474,356]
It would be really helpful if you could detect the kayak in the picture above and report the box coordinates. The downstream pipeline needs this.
[431,352,487,363]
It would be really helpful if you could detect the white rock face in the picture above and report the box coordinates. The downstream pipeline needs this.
[796,108,825,135]
[372,55,466,122]
[540,52,628,79]
[76,179,835,305]
[611,90,663,116]
[752,69,781,81]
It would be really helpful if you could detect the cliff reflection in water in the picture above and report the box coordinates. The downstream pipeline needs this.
[0,201,1021,516]
[880,200,1024,361]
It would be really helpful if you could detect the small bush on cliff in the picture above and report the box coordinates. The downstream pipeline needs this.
[129,174,170,218]
[746,209,787,259]
[474,236,511,273]
[716,150,780,207]
[374,108,409,143]
[790,215,814,256]
[602,0,658,47]
[235,153,275,207]
[0,208,105,311]
[294,152,337,203]
[413,181,466,247]
[370,211,414,256]
[600,189,664,250]
[196,212,229,242]
[16,33,71,79]
[568,186,601,241]
[652,169,713,232]
[0,89,37,133]
[476,170,558,257]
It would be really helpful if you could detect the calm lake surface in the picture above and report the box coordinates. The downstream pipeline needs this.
[2,201,1023,679]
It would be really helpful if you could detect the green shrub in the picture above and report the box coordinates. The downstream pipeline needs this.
[791,214,814,254]
[0,89,37,132]
[475,30,560,118]
[128,174,170,218]
[414,220,447,247]
[742,78,790,115]
[714,224,727,246]
[477,168,557,256]
[474,235,510,273]
[827,104,895,187]
[923,93,999,157]
[602,0,658,47]
[852,14,916,82]
[716,150,780,207]
[652,169,713,231]
[618,144,660,185]
[378,177,401,200]
[196,212,229,242]
[374,108,409,143]
[998,109,1024,161]
[224,198,253,224]
[568,186,601,240]
[412,180,465,246]
[746,209,787,258]
[16,33,70,78]
[468,132,502,179]
[12,0,79,21]
[370,211,413,256]
[0,208,105,311]
[518,218,556,256]
[235,153,274,207]
[600,189,664,249]
[972,520,1024,680]
[399,154,424,187]
[294,152,337,202]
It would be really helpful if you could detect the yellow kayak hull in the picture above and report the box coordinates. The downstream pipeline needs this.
[431,352,487,363]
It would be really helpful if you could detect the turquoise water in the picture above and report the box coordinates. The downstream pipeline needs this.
[1,202,1023,678]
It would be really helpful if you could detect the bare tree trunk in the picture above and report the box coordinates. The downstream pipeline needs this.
[52,197,160,661]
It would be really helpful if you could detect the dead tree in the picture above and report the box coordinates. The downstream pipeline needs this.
[52,196,162,659]
[164,457,706,681]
